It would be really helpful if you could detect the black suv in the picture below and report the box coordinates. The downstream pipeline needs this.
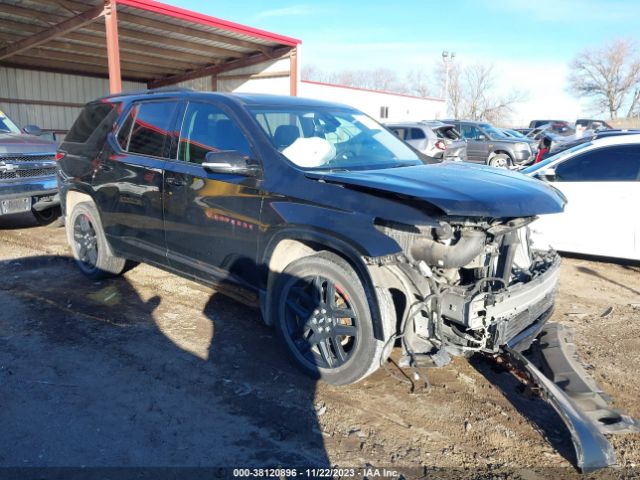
[57,89,565,385]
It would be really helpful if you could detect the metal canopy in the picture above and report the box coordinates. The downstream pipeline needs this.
[0,0,301,92]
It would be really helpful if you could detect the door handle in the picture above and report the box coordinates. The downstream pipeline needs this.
[165,176,187,186]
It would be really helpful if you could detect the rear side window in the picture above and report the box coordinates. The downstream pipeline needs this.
[66,103,116,143]
[409,128,426,140]
[555,145,640,182]
[117,101,178,158]
[177,102,251,164]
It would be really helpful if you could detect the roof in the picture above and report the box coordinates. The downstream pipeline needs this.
[101,89,361,110]
[0,0,300,85]
[301,80,445,102]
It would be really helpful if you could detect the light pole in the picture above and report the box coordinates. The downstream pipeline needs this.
[442,50,455,116]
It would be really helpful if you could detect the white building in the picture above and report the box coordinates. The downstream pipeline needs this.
[299,80,446,122]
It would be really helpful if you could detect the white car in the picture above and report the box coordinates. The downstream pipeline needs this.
[523,134,640,261]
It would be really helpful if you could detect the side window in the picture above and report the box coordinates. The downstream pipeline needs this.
[178,102,252,164]
[390,127,407,140]
[460,125,480,140]
[118,101,178,158]
[66,102,116,143]
[410,128,426,140]
[555,145,640,182]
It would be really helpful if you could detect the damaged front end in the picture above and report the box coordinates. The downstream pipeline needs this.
[370,216,638,472]
[373,215,559,359]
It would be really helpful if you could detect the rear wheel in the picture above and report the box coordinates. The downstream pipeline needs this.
[66,202,127,279]
[272,251,389,385]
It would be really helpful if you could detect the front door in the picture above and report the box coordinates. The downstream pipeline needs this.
[162,100,264,289]
[459,124,487,163]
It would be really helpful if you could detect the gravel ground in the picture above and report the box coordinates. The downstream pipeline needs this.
[0,212,639,479]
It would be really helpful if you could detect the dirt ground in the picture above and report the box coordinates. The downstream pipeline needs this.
[1,212,639,479]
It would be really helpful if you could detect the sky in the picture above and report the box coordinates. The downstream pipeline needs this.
[165,0,640,126]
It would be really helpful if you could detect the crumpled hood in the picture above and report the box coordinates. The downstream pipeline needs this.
[0,133,57,156]
[306,162,566,217]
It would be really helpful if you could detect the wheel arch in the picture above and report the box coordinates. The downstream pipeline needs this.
[261,229,394,341]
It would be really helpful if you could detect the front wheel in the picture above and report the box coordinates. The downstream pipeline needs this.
[66,202,128,279]
[489,153,511,168]
[32,206,63,227]
[272,252,389,385]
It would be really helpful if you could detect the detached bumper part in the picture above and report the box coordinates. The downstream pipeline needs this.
[504,323,639,473]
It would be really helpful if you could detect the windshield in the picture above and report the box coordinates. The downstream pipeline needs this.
[249,106,424,170]
[522,141,593,174]
[506,129,526,139]
[0,110,21,134]
[479,123,508,139]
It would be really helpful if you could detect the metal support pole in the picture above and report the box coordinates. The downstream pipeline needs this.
[104,0,122,94]
[289,45,298,96]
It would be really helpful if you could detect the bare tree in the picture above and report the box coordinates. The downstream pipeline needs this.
[568,38,640,119]
[436,61,526,123]
[302,64,436,97]
[404,69,431,97]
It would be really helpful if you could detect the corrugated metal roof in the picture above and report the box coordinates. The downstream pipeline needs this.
[0,0,300,84]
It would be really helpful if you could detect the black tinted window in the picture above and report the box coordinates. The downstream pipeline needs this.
[389,127,407,140]
[460,124,481,139]
[121,101,178,158]
[410,128,426,140]
[66,103,116,143]
[177,102,251,164]
[555,145,640,182]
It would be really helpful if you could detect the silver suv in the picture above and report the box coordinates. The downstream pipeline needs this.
[446,120,534,167]
[386,121,467,161]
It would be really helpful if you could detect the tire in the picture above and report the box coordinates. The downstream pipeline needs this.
[271,251,392,385]
[32,206,63,227]
[489,153,511,168]
[66,201,127,280]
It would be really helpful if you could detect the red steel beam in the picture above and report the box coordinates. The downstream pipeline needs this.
[104,0,122,94]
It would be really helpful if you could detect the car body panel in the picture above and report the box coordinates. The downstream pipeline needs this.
[306,162,565,217]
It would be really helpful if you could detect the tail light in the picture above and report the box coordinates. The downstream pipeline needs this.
[55,152,66,161]
[435,140,446,150]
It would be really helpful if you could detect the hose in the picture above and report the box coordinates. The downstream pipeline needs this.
[410,230,486,269]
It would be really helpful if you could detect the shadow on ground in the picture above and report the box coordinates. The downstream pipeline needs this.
[0,254,329,471]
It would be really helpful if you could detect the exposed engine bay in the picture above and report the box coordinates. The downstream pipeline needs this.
[372,216,560,360]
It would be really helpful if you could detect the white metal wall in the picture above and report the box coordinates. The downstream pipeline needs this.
[299,81,446,122]
[176,57,291,95]
[0,66,144,134]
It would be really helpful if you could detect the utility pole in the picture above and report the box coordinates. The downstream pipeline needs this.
[441,50,455,116]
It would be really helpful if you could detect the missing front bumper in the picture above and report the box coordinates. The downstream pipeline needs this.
[504,323,639,473]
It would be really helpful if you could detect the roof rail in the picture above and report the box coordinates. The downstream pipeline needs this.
[145,86,194,95]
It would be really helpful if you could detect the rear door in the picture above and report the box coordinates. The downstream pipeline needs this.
[533,145,640,259]
[96,99,179,265]
[162,100,264,289]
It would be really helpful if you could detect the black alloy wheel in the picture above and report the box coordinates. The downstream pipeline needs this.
[284,274,360,369]
[73,213,99,271]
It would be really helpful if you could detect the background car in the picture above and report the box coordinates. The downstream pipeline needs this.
[386,121,467,161]
[529,119,571,129]
[0,109,60,225]
[575,118,613,131]
[443,119,533,167]
[523,134,640,260]
[498,128,539,156]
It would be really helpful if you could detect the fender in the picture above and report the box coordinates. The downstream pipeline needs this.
[260,225,397,342]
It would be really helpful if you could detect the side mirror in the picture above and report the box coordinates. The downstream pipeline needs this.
[23,124,42,136]
[537,167,556,182]
[477,134,486,141]
[202,151,259,177]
